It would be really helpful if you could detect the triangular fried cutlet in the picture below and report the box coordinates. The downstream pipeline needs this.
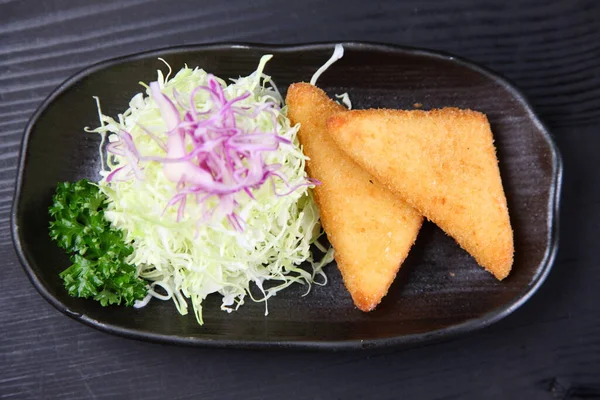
[286,83,423,311]
[327,108,513,280]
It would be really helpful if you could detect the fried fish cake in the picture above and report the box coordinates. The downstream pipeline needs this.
[286,83,423,311]
[327,108,513,280]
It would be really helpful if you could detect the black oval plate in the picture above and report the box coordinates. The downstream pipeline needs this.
[11,42,562,350]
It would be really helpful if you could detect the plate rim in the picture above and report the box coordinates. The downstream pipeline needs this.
[10,41,563,350]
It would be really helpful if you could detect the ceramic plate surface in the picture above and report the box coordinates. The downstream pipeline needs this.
[12,42,562,349]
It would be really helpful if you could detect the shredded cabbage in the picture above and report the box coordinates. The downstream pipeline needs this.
[310,44,344,85]
[335,93,352,109]
[88,57,334,324]
[309,44,352,109]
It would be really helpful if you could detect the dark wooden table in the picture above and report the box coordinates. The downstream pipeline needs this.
[2,0,599,398]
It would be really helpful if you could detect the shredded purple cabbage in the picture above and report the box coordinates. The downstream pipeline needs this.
[106,75,314,230]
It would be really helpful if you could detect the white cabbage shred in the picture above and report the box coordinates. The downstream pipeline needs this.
[87,56,334,325]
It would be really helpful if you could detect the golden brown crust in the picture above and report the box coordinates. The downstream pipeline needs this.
[286,84,423,311]
[327,108,514,280]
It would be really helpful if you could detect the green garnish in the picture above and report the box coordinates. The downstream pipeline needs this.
[49,179,147,306]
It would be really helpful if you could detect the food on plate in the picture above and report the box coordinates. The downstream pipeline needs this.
[50,55,334,324]
[48,43,515,325]
[286,83,423,311]
[49,179,147,306]
[327,108,514,280]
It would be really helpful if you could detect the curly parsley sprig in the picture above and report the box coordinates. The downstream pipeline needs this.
[49,179,147,306]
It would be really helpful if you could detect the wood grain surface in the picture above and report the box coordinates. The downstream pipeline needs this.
[1,0,599,399]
